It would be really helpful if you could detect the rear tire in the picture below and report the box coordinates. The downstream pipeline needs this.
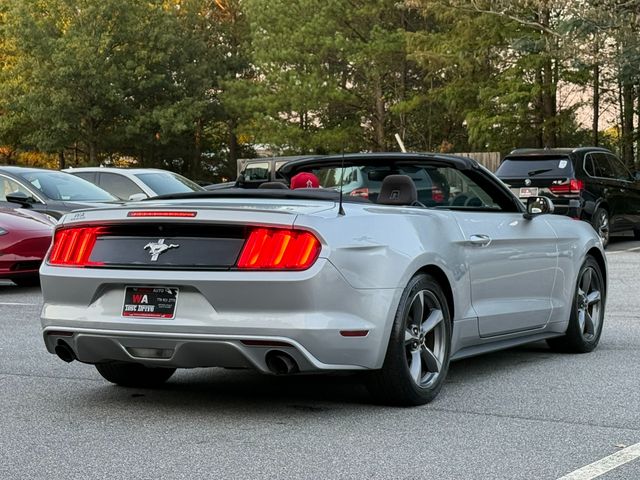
[547,256,605,353]
[10,276,40,287]
[95,362,176,388]
[366,274,452,406]
[591,208,610,248]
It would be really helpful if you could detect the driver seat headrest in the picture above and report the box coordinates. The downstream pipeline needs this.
[377,174,418,206]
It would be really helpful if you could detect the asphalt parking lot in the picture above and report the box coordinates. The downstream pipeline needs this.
[1,237,639,480]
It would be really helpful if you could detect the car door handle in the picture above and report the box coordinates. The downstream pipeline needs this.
[469,234,492,247]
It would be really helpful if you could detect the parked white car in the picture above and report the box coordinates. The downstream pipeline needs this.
[64,167,204,201]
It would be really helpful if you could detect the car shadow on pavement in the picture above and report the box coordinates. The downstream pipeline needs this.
[75,342,559,411]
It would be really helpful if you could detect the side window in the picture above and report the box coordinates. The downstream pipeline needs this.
[440,168,502,210]
[583,154,596,177]
[0,176,34,202]
[73,172,96,183]
[605,154,632,181]
[592,153,614,178]
[243,162,270,181]
[99,173,145,200]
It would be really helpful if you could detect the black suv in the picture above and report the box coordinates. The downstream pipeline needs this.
[495,147,640,247]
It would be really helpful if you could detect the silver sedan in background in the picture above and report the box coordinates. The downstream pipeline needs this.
[65,167,204,200]
[41,153,606,405]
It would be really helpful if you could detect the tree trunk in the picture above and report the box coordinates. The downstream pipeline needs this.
[58,151,65,170]
[534,68,544,148]
[228,120,239,172]
[373,75,385,151]
[539,6,556,148]
[622,81,634,167]
[89,141,97,165]
[593,62,600,146]
[192,118,203,179]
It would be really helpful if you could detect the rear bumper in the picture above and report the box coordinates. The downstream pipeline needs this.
[40,260,401,371]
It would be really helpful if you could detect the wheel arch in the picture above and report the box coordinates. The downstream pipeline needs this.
[414,264,455,322]
[586,247,607,292]
[594,200,609,215]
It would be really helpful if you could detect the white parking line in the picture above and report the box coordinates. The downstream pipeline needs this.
[0,302,39,306]
[606,246,640,254]
[557,442,640,479]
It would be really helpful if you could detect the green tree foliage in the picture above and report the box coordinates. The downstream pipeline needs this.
[0,0,639,175]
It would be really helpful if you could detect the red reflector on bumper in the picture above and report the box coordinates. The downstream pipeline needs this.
[339,330,369,337]
[46,330,74,337]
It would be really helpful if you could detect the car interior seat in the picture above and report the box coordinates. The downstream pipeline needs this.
[377,174,419,206]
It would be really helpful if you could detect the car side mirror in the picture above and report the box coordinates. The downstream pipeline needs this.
[524,196,554,220]
[128,193,148,201]
[6,191,36,207]
[235,174,245,187]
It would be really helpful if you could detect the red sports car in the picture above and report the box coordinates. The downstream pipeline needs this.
[0,207,54,286]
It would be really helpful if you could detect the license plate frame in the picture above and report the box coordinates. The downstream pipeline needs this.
[519,187,539,198]
[122,286,178,319]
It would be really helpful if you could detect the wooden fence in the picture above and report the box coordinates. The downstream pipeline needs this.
[454,152,502,172]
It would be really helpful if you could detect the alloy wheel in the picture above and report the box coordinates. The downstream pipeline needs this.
[404,290,446,388]
[576,266,602,341]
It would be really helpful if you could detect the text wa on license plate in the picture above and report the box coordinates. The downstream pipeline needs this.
[122,286,178,319]
[519,187,538,198]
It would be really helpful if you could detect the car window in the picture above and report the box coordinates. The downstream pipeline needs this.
[496,156,574,178]
[17,171,116,202]
[605,154,632,181]
[591,153,614,178]
[243,162,270,181]
[307,164,509,211]
[99,173,145,200]
[73,171,96,183]
[583,154,596,176]
[0,175,34,201]
[133,172,203,196]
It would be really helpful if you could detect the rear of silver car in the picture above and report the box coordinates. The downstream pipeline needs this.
[40,203,397,376]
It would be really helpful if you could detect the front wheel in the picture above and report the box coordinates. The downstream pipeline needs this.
[547,256,605,353]
[95,362,176,387]
[366,274,452,406]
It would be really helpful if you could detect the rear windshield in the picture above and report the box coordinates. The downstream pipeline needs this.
[496,156,575,178]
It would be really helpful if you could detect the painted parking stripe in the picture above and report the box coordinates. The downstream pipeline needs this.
[607,246,640,254]
[0,302,39,306]
[557,442,640,480]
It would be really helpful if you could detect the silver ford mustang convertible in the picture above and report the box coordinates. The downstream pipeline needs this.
[40,153,607,405]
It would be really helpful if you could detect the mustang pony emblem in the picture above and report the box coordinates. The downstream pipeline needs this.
[144,239,179,261]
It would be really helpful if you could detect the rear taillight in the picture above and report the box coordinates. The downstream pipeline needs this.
[237,227,321,270]
[48,227,104,267]
[549,179,584,195]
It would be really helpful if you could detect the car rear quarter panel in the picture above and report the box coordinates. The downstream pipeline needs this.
[294,204,472,319]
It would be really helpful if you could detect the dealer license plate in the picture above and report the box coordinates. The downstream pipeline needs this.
[122,286,178,319]
[519,187,538,198]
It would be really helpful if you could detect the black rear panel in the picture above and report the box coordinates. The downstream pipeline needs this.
[88,223,246,270]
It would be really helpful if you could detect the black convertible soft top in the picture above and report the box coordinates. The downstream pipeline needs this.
[278,152,477,178]
[152,152,481,203]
